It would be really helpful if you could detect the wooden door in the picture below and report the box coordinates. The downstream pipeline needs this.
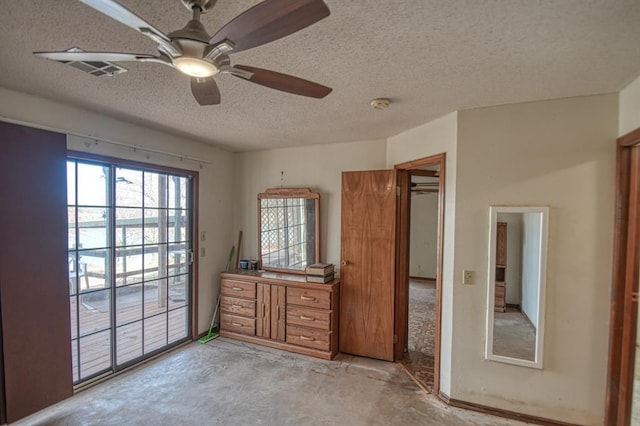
[256,283,271,338]
[270,285,286,341]
[0,122,73,422]
[340,170,396,361]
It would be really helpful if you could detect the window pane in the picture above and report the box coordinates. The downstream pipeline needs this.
[79,289,110,336]
[68,207,76,250]
[169,176,188,209]
[169,275,188,309]
[71,339,79,383]
[116,247,143,286]
[116,208,143,247]
[79,330,111,379]
[78,207,109,249]
[144,172,167,208]
[116,322,142,365]
[116,284,143,326]
[77,163,108,206]
[70,296,78,339]
[144,313,167,354]
[79,249,110,290]
[144,245,162,281]
[115,168,143,207]
[168,307,188,344]
[168,210,187,243]
[144,209,159,244]
[144,278,167,318]
[67,161,76,205]
[168,242,188,278]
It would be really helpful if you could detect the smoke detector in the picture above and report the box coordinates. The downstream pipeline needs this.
[370,98,390,110]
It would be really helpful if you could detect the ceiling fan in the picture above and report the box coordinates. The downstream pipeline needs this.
[34,0,333,105]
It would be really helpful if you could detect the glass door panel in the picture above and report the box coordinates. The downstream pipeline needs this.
[68,159,192,385]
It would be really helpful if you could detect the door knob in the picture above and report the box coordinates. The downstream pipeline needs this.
[341,260,349,266]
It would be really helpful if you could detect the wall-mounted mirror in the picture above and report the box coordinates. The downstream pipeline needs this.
[258,188,320,274]
[486,206,549,369]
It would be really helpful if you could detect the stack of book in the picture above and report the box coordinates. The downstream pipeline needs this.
[305,263,335,283]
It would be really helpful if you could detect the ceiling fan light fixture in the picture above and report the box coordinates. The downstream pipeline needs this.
[174,57,217,77]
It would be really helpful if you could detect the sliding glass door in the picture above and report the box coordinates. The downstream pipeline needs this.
[67,158,193,384]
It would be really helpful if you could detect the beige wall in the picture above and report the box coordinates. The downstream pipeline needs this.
[409,191,438,278]
[619,73,640,136]
[0,87,235,334]
[232,139,387,270]
[386,111,458,395]
[454,94,617,425]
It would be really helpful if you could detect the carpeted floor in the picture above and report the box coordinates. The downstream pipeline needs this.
[399,279,436,391]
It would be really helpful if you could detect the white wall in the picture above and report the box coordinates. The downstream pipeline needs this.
[386,111,458,395]
[409,190,438,278]
[453,94,617,425]
[619,73,640,136]
[521,212,542,328]
[0,87,235,334]
[232,139,387,270]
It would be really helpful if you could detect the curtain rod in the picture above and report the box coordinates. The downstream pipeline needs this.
[0,115,213,165]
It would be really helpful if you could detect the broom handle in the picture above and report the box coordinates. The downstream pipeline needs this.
[234,230,243,269]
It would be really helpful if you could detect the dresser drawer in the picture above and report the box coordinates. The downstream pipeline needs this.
[286,306,330,330]
[220,313,256,336]
[221,296,256,317]
[287,325,330,351]
[221,279,256,299]
[287,287,330,310]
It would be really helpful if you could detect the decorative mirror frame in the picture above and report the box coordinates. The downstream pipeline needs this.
[485,206,549,369]
[257,188,320,274]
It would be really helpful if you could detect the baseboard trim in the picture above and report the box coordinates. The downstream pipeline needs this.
[446,397,579,426]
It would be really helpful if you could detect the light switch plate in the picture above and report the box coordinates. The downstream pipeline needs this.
[200,231,206,242]
[463,270,474,285]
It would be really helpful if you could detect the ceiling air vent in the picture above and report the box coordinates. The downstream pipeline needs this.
[58,47,127,77]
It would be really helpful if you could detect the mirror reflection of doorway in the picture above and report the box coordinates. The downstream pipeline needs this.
[400,171,439,390]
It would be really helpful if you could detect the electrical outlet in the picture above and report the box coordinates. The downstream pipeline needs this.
[462,270,474,285]
[200,231,206,242]
[200,247,206,257]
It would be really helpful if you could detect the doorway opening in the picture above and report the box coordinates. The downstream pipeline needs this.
[395,154,445,395]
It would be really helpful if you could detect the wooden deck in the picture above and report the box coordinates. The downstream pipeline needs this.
[70,287,188,383]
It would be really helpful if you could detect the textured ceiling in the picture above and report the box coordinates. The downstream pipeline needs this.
[1,0,640,152]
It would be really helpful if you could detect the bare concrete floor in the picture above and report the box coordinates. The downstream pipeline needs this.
[493,309,536,361]
[15,338,528,426]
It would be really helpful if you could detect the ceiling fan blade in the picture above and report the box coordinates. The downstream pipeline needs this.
[232,65,332,98]
[79,0,180,56]
[209,0,330,54]
[34,51,160,63]
[191,77,221,105]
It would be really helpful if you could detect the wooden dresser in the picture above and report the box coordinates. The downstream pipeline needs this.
[219,271,340,359]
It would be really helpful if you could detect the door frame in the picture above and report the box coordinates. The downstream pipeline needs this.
[394,153,446,395]
[605,127,640,425]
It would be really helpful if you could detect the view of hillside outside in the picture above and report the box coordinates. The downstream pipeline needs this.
[67,159,192,384]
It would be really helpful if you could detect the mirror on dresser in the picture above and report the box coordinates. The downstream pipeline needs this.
[258,188,320,274]
[485,206,549,369]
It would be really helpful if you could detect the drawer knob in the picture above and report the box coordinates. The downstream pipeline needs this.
[299,315,315,321]
[231,322,244,327]
[300,335,315,341]
[300,295,316,301]
[232,287,243,291]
